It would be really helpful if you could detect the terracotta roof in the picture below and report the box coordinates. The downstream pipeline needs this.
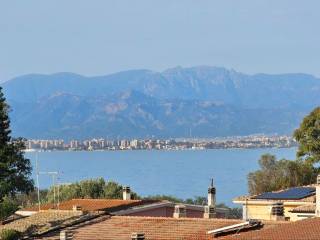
[290,204,316,213]
[36,216,243,240]
[0,211,83,235]
[220,217,320,240]
[22,199,153,212]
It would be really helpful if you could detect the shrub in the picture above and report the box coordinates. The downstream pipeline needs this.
[0,198,18,222]
[0,229,21,240]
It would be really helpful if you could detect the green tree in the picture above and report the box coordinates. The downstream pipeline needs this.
[0,87,33,202]
[145,195,183,203]
[184,196,207,205]
[0,197,18,222]
[103,181,124,199]
[294,107,320,164]
[248,154,318,195]
[46,178,140,203]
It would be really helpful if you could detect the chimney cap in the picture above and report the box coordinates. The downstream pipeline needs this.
[271,202,284,216]
[174,204,186,213]
[131,232,145,240]
[173,204,187,218]
[60,231,72,240]
[208,178,216,192]
[72,205,82,211]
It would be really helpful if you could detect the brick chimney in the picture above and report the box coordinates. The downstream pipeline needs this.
[131,232,145,240]
[173,204,187,218]
[316,174,320,217]
[123,186,131,200]
[208,179,216,207]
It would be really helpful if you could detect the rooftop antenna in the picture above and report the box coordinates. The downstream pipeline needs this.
[211,178,214,187]
[39,171,59,209]
[36,151,41,212]
[57,177,61,210]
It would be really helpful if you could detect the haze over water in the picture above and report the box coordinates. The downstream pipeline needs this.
[26,148,296,206]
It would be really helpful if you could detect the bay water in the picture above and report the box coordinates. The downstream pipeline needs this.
[26,148,296,206]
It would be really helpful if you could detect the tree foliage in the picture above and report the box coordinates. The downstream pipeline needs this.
[0,197,18,222]
[46,178,139,203]
[0,87,33,201]
[185,196,207,205]
[0,229,21,240]
[248,154,318,195]
[294,107,320,164]
[145,195,183,203]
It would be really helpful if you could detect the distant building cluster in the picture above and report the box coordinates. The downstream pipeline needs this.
[24,135,297,151]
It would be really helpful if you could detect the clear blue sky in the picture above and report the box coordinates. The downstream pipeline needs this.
[0,0,319,81]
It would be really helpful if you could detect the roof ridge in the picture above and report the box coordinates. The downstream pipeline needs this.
[111,215,242,222]
[70,198,141,201]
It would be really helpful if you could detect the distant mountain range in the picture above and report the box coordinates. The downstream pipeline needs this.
[2,66,320,140]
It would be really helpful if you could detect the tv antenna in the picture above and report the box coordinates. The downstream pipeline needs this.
[39,171,59,209]
[35,152,59,211]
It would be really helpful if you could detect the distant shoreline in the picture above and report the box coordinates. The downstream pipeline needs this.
[23,135,297,152]
[24,146,297,153]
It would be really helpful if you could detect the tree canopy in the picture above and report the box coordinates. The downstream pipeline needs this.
[0,197,18,222]
[248,154,318,195]
[46,178,139,203]
[294,107,320,164]
[0,87,33,201]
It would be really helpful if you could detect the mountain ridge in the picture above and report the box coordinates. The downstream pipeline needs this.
[2,66,320,140]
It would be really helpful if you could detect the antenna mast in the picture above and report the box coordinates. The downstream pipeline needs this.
[36,152,41,212]
[39,171,59,209]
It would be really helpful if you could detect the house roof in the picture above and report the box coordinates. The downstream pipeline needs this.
[36,216,243,240]
[0,211,85,236]
[112,200,229,216]
[252,187,315,200]
[234,186,316,203]
[220,217,320,240]
[290,204,316,213]
[22,199,156,212]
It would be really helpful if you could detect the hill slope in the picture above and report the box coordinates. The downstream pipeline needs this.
[2,66,320,139]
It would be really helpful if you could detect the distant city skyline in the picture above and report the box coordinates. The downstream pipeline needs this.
[1,0,320,82]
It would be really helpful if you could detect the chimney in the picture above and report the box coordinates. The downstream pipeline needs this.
[60,231,72,240]
[131,232,145,240]
[203,205,216,219]
[316,174,320,217]
[123,186,131,200]
[72,205,82,211]
[270,202,285,221]
[173,204,187,218]
[208,179,216,207]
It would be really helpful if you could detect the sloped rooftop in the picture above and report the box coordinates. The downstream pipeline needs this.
[0,211,84,236]
[220,217,320,240]
[22,199,155,212]
[290,204,316,213]
[234,186,316,203]
[252,187,315,200]
[36,216,243,240]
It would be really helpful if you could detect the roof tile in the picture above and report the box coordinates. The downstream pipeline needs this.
[220,217,320,240]
[23,199,150,212]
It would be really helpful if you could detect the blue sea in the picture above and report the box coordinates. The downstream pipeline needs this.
[26,148,296,206]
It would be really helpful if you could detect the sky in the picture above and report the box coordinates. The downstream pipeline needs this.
[0,0,320,82]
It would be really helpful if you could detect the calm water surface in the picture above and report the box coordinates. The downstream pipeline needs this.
[26,148,296,206]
